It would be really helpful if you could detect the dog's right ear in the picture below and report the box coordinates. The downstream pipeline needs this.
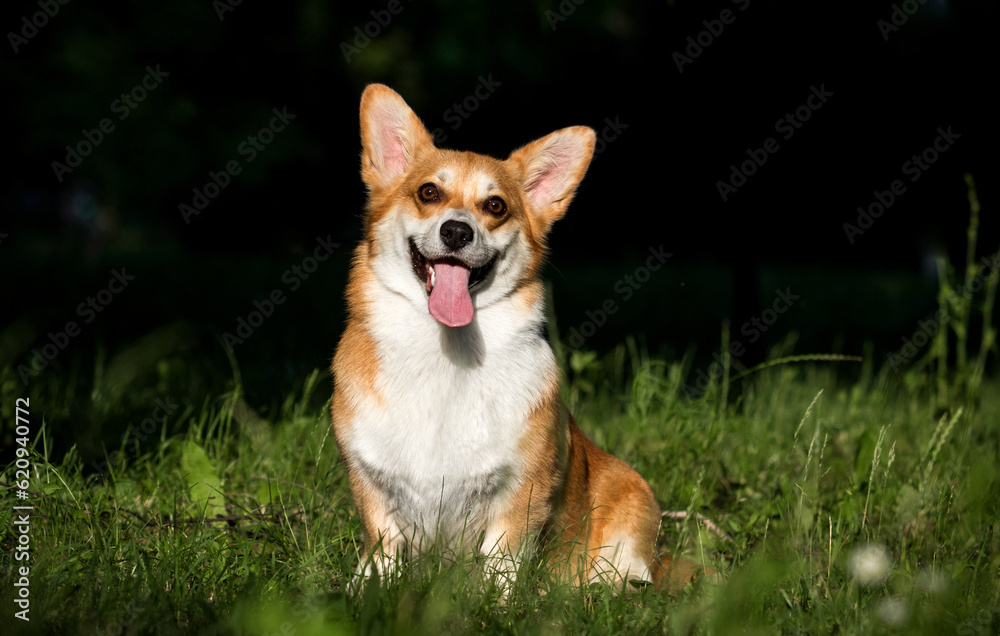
[359,84,435,190]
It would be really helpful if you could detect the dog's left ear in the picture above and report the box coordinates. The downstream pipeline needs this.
[507,126,596,233]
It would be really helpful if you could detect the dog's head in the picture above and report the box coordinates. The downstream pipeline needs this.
[358,84,595,328]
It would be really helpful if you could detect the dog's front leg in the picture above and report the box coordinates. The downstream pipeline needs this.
[348,473,406,592]
[480,519,529,597]
[479,477,551,597]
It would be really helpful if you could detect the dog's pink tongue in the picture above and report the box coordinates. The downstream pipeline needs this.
[429,261,474,327]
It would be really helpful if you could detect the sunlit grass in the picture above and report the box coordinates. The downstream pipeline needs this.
[1,337,998,634]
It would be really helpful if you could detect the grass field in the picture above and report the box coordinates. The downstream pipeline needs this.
[2,185,999,634]
[2,336,999,634]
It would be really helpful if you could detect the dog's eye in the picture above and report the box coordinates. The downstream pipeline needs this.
[484,196,506,216]
[418,184,440,202]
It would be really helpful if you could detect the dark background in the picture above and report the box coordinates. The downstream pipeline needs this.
[0,1,997,460]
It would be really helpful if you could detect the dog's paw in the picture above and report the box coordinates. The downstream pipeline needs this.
[346,562,374,596]
[482,552,520,603]
[348,553,400,595]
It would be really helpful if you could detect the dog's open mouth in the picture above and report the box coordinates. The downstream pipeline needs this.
[409,239,496,327]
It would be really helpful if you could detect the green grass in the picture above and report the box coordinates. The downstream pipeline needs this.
[3,176,997,634]
[2,177,999,633]
[1,343,999,634]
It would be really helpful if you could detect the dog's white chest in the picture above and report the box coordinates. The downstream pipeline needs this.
[345,294,555,543]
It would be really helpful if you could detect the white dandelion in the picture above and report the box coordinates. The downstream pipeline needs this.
[847,543,892,587]
[875,596,910,628]
[916,567,949,595]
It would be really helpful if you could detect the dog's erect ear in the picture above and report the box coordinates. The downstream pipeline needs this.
[359,84,435,190]
[507,126,596,233]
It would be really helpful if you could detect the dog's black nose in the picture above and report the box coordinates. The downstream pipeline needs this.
[440,220,474,251]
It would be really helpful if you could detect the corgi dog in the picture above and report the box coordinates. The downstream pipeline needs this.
[331,84,689,592]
